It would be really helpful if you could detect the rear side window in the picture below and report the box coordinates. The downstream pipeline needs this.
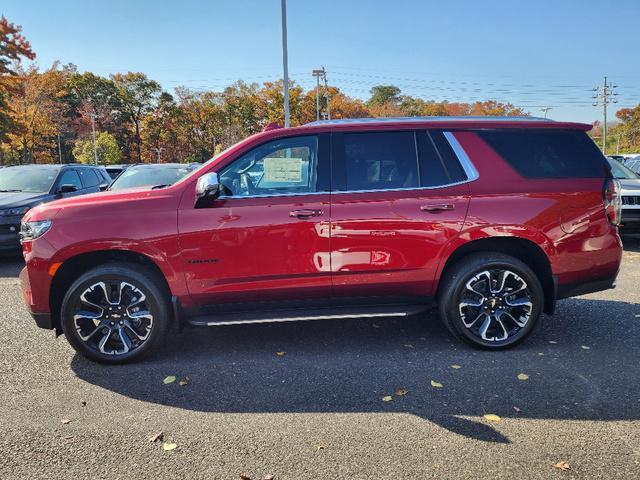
[78,168,101,188]
[478,130,608,178]
[57,169,82,190]
[418,131,467,187]
[343,131,419,190]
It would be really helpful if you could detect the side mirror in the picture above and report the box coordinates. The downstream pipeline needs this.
[195,172,221,207]
[99,183,109,191]
[59,184,77,194]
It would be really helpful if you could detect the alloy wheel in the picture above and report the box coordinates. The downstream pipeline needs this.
[73,281,154,356]
[458,269,533,342]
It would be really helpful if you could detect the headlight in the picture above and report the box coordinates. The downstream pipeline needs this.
[20,220,52,242]
[0,206,30,217]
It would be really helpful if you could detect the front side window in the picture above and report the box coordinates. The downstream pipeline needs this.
[57,169,83,190]
[79,168,101,188]
[343,131,419,191]
[219,136,318,197]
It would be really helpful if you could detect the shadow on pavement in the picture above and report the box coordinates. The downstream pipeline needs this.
[71,297,640,445]
[0,256,23,278]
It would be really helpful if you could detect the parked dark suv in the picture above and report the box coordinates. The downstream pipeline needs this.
[0,164,110,252]
[19,117,622,363]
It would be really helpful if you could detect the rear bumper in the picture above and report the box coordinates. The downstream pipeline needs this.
[556,275,617,300]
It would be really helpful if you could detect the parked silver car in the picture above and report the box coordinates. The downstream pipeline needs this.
[608,158,640,237]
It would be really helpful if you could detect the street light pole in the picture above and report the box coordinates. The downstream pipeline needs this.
[90,113,98,165]
[281,0,290,127]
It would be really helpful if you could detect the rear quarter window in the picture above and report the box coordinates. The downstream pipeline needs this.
[477,130,609,179]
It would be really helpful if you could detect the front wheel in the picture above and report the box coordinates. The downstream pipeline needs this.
[438,252,544,349]
[61,263,170,364]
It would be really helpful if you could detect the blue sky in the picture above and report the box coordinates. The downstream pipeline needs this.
[3,0,640,122]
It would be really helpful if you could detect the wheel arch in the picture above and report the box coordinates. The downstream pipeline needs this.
[49,249,174,332]
[436,236,556,314]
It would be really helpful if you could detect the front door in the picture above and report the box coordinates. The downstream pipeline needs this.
[329,129,471,302]
[178,134,332,308]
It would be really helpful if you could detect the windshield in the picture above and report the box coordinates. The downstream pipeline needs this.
[608,159,639,180]
[108,165,194,190]
[0,167,59,193]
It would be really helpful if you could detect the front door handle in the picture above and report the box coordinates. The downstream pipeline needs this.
[289,209,323,218]
[420,203,455,212]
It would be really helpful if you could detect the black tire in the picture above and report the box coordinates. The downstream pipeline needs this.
[61,262,171,364]
[438,252,543,349]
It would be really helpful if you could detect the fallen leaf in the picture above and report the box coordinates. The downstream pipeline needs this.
[580,345,590,350]
[315,442,327,451]
[80,400,87,407]
[179,377,190,386]
[483,413,501,422]
[430,380,443,388]
[548,341,558,344]
[162,442,177,451]
[61,418,71,425]
[517,373,529,381]
[263,475,275,480]
[451,364,462,369]
[276,351,286,357]
[403,344,414,348]
[554,461,571,471]
[149,431,163,443]
[395,388,409,396]
[64,435,73,440]
[513,406,521,412]
[239,474,252,480]
[163,375,176,385]
[382,395,393,402]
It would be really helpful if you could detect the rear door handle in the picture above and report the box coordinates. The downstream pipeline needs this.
[289,209,323,218]
[420,203,455,212]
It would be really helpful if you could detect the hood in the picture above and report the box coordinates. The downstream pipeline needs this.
[0,191,53,209]
[619,178,640,193]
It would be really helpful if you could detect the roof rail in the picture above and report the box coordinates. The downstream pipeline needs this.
[304,116,552,126]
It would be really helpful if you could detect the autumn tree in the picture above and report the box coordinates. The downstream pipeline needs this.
[111,72,161,162]
[368,85,402,107]
[0,16,36,143]
[73,131,122,165]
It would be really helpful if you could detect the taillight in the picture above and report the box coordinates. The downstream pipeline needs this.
[603,178,622,226]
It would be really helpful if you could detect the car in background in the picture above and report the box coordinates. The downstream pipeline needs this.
[0,164,110,253]
[107,163,199,191]
[608,158,640,237]
[623,155,640,174]
[103,164,130,181]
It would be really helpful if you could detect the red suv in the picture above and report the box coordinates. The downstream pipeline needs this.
[19,117,623,363]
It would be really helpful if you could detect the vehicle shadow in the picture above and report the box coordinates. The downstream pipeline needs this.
[0,256,23,278]
[70,297,640,444]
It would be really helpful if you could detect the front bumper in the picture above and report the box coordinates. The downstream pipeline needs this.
[620,209,640,236]
[0,217,22,252]
[19,265,54,330]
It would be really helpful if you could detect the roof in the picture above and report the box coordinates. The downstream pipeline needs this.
[302,116,591,131]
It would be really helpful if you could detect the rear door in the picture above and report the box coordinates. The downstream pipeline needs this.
[78,168,105,193]
[329,129,471,302]
[178,134,332,307]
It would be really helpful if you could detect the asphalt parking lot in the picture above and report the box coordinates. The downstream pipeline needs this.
[1,245,639,480]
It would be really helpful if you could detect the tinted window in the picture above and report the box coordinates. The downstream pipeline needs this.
[343,131,419,191]
[478,130,608,179]
[418,131,467,187]
[219,136,318,197]
[109,165,194,190]
[57,169,82,190]
[0,167,59,193]
[79,168,101,188]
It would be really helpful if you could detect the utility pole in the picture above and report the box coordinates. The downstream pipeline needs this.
[57,133,63,164]
[90,113,98,165]
[323,66,331,120]
[280,0,290,128]
[312,66,329,121]
[153,147,164,163]
[540,107,552,119]
[592,76,618,154]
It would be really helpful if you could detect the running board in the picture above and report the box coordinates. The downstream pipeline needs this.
[185,304,429,327]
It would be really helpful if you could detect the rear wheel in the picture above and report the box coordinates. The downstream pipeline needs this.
[61,263,170,364]
[438,252,543,349]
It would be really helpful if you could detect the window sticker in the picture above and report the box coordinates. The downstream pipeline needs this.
[263,157,303,183]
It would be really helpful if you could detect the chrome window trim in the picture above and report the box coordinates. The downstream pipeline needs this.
[443,131,479,181]
[213,130,479,200]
